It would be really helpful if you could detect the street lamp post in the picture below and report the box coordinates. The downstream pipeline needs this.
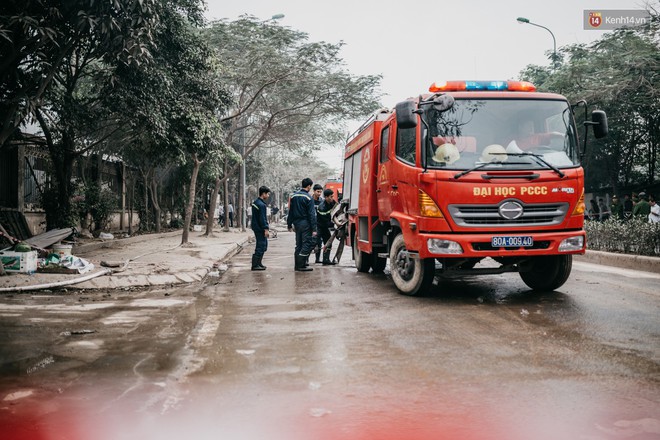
[516,17,558,69]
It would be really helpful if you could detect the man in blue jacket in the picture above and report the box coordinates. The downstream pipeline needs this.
[317,188,337,265]
[251,186,271,271]
[287,177,317,271]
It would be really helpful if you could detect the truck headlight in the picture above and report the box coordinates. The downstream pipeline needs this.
[559,236,584,252]
[427,239,463,254]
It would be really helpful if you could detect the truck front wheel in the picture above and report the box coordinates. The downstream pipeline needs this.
[519,255,572,291]
[389,234,435,296]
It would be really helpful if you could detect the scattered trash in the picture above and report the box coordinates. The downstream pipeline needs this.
[27,356,54,374]
[520,309,530,317]
[52,243,72,257]
[236,349,255,355]
[38,253,94,274]
[0,250,38,273]
[99,232,114,240]
[60,329,96,336]
[207,271,220,278]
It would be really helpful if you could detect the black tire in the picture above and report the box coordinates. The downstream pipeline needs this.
[389,234,435,296]
[371,253,387,273]
[519,255,572,291]
[353,232,371,273]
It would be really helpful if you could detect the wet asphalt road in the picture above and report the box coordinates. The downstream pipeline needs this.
[0,229,659,440]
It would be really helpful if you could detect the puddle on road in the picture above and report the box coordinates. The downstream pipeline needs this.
[3,389,34,401]
[129,298,191,308]
[100,310,149,325]
[260,310,327,321]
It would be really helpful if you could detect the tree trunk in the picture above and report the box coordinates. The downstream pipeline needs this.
[182,154,202,245]
[205,176,221,236]
[239,153,246,232]
[128,173,135,236]
[149,174,162,233]
[141,169,150,232]
[50,146,76,230]
[223,159,230,232]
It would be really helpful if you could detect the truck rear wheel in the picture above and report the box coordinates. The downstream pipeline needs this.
[519,255,572,291]
[389,234,435,296]
[353,233,371,273]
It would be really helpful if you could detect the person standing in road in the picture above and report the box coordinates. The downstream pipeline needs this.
[317,188,337,265]
[287,178,317,272]
[250,186,271,271]
[312,183,323,263]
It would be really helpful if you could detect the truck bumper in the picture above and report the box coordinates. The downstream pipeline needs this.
[414,230,586,259]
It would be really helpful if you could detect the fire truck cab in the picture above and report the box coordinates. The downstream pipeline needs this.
[342,80,608,296]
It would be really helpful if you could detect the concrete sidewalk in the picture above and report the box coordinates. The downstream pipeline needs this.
[0,228,252,292]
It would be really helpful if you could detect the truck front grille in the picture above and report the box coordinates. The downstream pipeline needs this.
[448,202,569,227]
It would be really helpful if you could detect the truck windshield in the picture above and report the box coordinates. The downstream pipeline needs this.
[423,99,579,171]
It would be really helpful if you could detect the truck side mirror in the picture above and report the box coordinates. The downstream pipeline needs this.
[395,100,418,129]
[433,94,454,112]
[591,110,608,139]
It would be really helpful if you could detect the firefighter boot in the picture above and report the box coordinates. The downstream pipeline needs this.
[251,255,265,271]
[295,255,313,271]
[322,250,336,265]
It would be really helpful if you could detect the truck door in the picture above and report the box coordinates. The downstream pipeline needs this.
[389,124,417,216]
[376,124,393,219]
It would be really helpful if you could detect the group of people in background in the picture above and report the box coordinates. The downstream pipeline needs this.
[589,191,659,223]
[250,177,340,272]
[286,178,338,272]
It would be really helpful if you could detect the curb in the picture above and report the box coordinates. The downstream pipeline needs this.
[575,250,660,274]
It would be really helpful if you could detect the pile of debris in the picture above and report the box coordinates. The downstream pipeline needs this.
[0,225,91,276]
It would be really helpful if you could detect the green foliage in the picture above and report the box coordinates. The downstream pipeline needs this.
[41,184,76,229]
[585,218,660,256]
[169,217,184,228]
[205,16,382,156]
[72,182,118,232]
[0,0,164,146]
[519,9,660,194]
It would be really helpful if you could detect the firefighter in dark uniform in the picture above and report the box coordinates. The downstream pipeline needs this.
[287,177,317,271]
[250,186,271,271]
[312,183,323,263]
[317,188,337,265]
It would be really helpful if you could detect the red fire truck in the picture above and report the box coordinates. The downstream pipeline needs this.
[342,80,608,296]
[324,178,343,202]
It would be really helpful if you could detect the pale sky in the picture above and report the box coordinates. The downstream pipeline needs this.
[205,0,648,171]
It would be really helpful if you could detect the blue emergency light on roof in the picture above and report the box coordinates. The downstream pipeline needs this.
[429,80,537,93]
